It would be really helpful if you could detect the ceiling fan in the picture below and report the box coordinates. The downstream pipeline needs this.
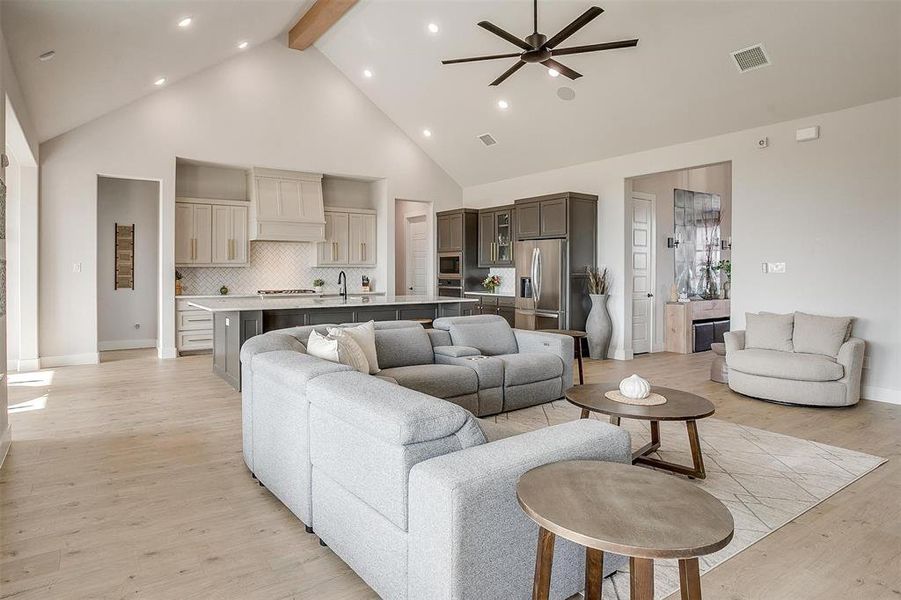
[442,1,638,86]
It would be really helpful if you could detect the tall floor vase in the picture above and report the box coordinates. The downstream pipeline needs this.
[586,293,612,359]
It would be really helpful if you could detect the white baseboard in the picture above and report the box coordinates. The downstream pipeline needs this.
[40,352,100,368]
[862,385,901,405]
[612,348,633,361]
[159,346,178,359]
[98,339,158,352]
[0,424,11,470]
[7,358,41,372]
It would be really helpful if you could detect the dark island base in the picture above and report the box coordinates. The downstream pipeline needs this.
[213,301,474,390]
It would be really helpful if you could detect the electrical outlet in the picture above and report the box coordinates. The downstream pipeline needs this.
[73,262,82,273]
[770,262,786,273]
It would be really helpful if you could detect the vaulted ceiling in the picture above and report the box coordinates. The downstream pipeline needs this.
[4,1,900,187]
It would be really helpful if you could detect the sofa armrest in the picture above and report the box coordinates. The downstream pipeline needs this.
[513,329,574,388]
[433,345,481,358]
[837,337,865,404]
[724,330,746,356]
[408,419,630,599]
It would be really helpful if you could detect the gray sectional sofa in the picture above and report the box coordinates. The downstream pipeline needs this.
[240,317,631,599]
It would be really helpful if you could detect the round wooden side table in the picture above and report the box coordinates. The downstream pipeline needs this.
[539,329,587,384]
[565,383,715,479]
[517,460,733,600]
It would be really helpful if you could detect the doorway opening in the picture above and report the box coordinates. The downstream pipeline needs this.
[625,161,732,356]
[394,199,433,295]
[96,176,161,359]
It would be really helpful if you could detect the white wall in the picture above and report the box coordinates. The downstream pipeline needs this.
[96,176,159,350]
[631,163,732,351]
[39,40,461,364]
[175,162,246,202]
[464,98,901,402]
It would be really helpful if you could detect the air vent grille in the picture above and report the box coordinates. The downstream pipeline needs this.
[731,44,770,72]
[477,133,497,147]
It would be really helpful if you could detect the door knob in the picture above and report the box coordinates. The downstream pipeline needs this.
[647,293,654,298]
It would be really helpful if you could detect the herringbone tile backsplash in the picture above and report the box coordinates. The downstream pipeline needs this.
[179,241,375,295]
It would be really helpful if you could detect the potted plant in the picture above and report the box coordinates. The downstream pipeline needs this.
[714,259,732,299]
[175,270,183,296]
[482,274,501,293]
[312,278,325,294]
[585,267,612,359]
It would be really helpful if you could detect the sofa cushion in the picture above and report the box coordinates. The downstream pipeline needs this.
[496,352,564,386]
[728,348,844,382]
[374,327,434,369]
[332,321,380,374]
[448,318,518,356]
[745,312,794,352]
[792,312,853,357]
[380,364,479,399]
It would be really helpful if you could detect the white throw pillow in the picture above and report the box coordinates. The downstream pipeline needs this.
[745,312,794,352]
[307,329,370,374]
[792,312,853,357]
[330,321,380,374]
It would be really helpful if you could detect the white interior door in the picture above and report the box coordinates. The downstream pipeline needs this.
[406,215,428,295]
[631,193,655,354]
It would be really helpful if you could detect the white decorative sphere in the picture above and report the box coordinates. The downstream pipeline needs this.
[619,374,651,399]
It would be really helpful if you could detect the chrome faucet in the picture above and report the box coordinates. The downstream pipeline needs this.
[337,271,347,299]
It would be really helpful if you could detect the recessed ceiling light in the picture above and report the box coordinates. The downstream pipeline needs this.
[497,99,509,110]
[363,69,373,78]
[547,68,560,78]
[154,77,167,86]
[178,16,192,28]
[422,129,432,138]
[557,87,576,101]
[237,41,249,50]
[427,23,439,34]
[38,50,56,62]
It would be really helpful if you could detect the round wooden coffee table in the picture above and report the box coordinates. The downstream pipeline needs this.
[566,383,715,479]
[517,460,733,600]
[539,329,587,384]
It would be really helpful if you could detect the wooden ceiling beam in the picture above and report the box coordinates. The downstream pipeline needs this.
[288,0,359,51]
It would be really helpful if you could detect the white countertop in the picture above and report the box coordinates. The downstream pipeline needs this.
[177,291,385,299]
[187,294,477,312]
[464,291,515,298]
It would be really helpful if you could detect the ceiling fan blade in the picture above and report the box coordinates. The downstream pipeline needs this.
[544,6,604,49]
[490,60,526,86]
[478,21,532,51]
[551,39,639,56]
[542,59,582,80]
[442,52,523,65]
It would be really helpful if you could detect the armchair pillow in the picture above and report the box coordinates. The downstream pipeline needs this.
[792,312,853,357]
[745,312,794,352]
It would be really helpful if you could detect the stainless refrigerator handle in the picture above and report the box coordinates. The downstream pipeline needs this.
[530,247,539,303]
[535,247,542,304]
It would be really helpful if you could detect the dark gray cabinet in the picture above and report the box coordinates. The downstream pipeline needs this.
[478,206,514,267]
[515,195,571,240]
[465,293,515,326]
[437,212,463,252]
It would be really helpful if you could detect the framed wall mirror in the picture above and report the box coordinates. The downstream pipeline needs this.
[674,189,721,299]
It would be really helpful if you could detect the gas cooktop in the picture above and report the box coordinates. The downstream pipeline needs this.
[257,289,317,296]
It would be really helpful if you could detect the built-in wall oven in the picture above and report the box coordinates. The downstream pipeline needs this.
[438,253,463,278]
[437,277,463,298]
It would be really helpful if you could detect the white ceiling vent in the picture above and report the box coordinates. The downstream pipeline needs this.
[477,133,498,147]
[731,44,770,72]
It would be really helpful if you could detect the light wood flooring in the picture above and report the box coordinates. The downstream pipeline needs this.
[1,350,899,599]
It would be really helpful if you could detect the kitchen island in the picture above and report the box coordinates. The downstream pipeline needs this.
[187,295,477,390]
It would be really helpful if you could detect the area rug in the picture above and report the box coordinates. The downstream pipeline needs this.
[485,400,887,600]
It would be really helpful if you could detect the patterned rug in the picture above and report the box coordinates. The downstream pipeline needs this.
[485,400,887,600]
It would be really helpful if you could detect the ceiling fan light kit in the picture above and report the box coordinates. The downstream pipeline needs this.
[442,0,638,86]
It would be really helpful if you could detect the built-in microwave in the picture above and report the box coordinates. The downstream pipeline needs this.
[438,253,462,277]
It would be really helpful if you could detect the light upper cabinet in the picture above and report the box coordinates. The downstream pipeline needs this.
[176,199,247,267]
[175,202,212,265]
[316,208,376,267]
[249,168,325,242]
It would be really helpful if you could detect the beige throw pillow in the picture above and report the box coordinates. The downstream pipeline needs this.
[792,312,853,357]
[307,329,370,374]
[745,312,794,352]
[331,321,380,374]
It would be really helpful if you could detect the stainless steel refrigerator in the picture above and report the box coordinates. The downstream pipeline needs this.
[514,239,568,330]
